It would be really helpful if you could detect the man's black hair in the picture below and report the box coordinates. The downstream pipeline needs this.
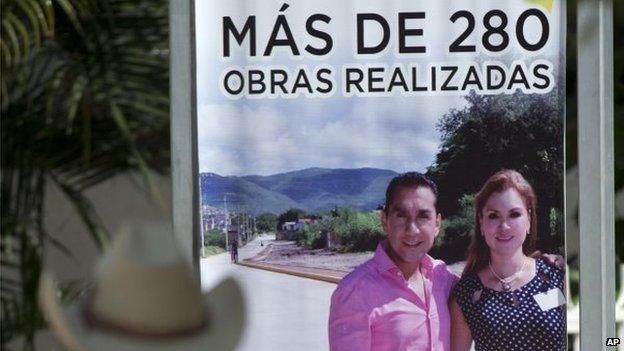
[384,172,439,212]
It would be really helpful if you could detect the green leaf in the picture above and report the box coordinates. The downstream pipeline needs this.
[55,0,86,39]
[5,12,31,60]
[109,101,168,214]
[2,18,20,65]
[50,175,109,251]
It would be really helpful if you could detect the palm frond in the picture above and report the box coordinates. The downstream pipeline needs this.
[50,175,110,250]
[1,0,170,348]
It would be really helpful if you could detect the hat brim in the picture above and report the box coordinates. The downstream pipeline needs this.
[39,272,245,351]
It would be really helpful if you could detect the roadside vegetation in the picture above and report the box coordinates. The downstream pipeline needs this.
[204,229,226,248]
[256,212,278,233]
[275,207,384,252]
[201,246,226,258]
[202,229,226,257]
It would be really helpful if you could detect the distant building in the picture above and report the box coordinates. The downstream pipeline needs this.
[297,218,314,225]
[277,216,320,240]
[200,205,227,233]
[281,221,303,231]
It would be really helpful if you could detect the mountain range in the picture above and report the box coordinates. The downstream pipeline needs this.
[200,167,398,215]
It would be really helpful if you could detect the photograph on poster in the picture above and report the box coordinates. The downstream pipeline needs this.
[195,0,566,350]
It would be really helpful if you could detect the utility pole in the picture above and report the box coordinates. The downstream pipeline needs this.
[224,194,229,251]
[200,205,205,258]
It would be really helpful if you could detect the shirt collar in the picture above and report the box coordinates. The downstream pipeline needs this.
[373,240,435,277]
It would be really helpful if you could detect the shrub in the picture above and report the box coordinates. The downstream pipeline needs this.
[332,210,381,251]
[300,207,385,252]
[299,220,332,249]
[201,246,226,257]
[256,212,278,233]
[203,229,226,248]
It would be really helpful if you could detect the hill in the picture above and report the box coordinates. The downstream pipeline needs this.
[200,168,397,215]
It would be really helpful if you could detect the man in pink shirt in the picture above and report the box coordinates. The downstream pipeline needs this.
[329,172,457,351]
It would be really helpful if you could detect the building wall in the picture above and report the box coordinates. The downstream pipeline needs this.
[43,172,172,281]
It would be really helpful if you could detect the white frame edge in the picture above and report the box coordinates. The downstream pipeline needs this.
[167,0,619,345]
[170,0,200,276]
[577,0,616,348]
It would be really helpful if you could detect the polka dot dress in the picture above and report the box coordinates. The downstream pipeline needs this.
[453,259,566,351]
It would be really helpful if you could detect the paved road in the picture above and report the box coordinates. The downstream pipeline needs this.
[200,234,336,351]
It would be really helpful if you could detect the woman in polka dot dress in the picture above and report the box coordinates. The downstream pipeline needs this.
[450,170,566,351]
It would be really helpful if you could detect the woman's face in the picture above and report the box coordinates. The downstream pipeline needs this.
[479,188,531,256]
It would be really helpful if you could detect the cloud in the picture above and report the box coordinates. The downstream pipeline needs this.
[197,95,466,175]
[193,0,564,177]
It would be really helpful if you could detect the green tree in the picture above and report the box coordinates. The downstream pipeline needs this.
[334,210,384,252]
[430,194,474,263]
[427,91,564,253]
[255,212,277,233]
[300,207,384,252]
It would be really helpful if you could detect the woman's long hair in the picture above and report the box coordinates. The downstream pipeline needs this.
[462,170,538,278]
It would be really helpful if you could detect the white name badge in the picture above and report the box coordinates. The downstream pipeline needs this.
[533,288,566,311]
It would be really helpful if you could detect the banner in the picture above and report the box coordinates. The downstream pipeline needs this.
[195,1,565,350]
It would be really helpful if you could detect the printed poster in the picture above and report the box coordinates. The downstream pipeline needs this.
[195,1,566,350]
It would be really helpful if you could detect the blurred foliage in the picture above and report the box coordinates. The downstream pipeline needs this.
[1,0,169,349]
[203,229,226,249]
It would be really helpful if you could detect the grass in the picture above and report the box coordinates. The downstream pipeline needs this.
[201,246,226,258]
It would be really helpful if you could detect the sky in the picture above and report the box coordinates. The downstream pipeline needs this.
[194,0,564,176]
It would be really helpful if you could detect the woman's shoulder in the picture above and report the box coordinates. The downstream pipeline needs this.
[452,274,482,302]
[535,257,564,274]
[535,257,565,286]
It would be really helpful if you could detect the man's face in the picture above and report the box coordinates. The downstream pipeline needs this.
[381,186,441,269]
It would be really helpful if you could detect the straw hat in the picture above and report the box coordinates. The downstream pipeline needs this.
[39,223,245,351]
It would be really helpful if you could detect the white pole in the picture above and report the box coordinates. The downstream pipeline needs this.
[224,194,229,251]
[170,0,199,275]
[577,0,616,348]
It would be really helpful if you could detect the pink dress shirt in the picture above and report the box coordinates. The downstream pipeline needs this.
[328,241,459,351]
